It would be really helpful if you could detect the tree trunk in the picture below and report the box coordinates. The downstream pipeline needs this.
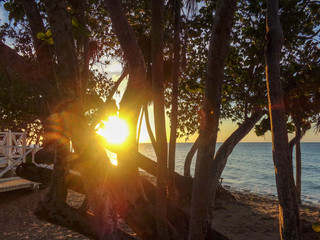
[184,137,199,177]
[44,0,80,101]
[289,117,303,205]
[77,0,90,99]
[151,0,169,238]
[3,0,234,239]
[143,103,157,149]
[104,1,169,239]
[188,1,236,239]
[20,0,57,153]
[17,159,231,240]
[20,0,54,82]
[265,0,302,239]
[104,0,146,127]
[39,1,125,238]
[168,0,181,199]
[296,138,302,205]
[214,110,265,178]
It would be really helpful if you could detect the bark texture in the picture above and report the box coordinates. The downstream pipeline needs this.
[151,0,169,238]
[188,1,237,239]
[44,0,80,101]
[20,0,54,82]
[265,0,302,239]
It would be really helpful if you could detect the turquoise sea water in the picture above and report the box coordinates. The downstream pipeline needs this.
[138,142,320,205]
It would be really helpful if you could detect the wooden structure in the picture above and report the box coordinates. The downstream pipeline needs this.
[0,130,41,192]
[0,177,40,192]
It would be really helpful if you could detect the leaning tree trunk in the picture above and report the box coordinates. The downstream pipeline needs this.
[184,110,264,179]
[184,137,199,177]
[214,110,265,179]
[151,0,169,238]
[168,0,181,199]
[265,0,302,239]
[188,1,237,239]
[289,117,303,205]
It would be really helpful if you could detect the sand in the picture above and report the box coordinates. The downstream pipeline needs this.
[0,188,319,240]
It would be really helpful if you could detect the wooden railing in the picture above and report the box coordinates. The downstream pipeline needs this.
[0,131,42,178]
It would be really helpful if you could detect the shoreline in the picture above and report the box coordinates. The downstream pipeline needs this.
[224,185,320,208]
[0,187,319,240]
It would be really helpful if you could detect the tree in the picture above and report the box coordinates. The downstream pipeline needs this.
[265,0,302,239]
[168,0,181,199]
[2,0,234,239]
[151,0,169,238]
[188,1,237,239]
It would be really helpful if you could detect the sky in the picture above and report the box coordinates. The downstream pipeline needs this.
[0,4,7,26]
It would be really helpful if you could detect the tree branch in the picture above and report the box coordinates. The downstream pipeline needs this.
[143,103,157,154]
[90,68,128,129]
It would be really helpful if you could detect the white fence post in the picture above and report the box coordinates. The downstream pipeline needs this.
[7,130,12,168]
[22,132,26,162]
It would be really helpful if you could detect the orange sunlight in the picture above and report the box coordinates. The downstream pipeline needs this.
[96,116,130,165]
[96,116,129,145]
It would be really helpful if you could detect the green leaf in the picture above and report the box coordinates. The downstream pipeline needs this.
[46,38,54,45]
[72,17,79,27]
[36,32,46,40]
[312,223,320,232]
[45,30,52,37]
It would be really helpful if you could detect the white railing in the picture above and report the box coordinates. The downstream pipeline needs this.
[0,131,42,178]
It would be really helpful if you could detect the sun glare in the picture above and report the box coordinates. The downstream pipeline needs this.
[96,116,129,145]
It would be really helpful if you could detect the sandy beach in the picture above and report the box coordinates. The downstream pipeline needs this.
[0,187,319,240]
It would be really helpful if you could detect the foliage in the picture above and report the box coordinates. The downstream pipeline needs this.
[0,0,119,142]
[0,72,43,143]
[164,0,320,139]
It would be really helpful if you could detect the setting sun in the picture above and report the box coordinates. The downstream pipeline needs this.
[96,116,129,145]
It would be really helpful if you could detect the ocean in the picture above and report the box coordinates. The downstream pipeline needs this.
[138,142,320,205]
